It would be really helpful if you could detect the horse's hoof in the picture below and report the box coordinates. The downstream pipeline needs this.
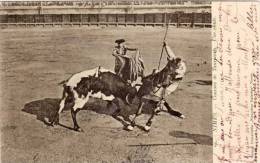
[155,110,161,115]
[51,115,59,125]
[180,115,185,119]
[126,125,134,131]
[48,123,54,127]
[53,120,59,125]
[144,125,151,132]
[75,127,84,132]
[112,113,118,118]
[48,120,55,126]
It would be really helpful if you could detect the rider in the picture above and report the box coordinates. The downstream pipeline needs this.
[112,39,138,78]
[155,41,187,99]
[164,41,186,80]
[150,41,187,115]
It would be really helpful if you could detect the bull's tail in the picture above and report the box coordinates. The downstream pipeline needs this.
[58,79,68,86]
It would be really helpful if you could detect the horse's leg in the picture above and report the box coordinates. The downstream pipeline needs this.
[164,101,185,119]
[142,100,163,131]
[144,110,156,132]
[126,100,145,131]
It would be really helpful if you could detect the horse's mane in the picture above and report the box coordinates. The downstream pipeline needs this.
[142,59,178,86]
[142,59,176,86]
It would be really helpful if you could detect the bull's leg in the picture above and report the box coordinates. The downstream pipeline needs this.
[164,101,185,119]
[106,101,113,109]
[109,98,131,127]
[126,101,145,131]
[53,97,66,124]
[50,91,67,126]
[106,98,121,117]
[71,108,83,132]
[70,94,89,132]
[112,98,121,116]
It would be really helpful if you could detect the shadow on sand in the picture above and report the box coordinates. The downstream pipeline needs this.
[22,98,61,126]
[21,98,156,131]
[169,130,212,145]
[193,80,212,85]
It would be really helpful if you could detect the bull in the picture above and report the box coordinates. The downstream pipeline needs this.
[51,67,137,132]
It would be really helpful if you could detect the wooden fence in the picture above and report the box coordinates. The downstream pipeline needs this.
[0,12,211,28]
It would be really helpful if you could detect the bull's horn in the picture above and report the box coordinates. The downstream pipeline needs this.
[125,93,131,105]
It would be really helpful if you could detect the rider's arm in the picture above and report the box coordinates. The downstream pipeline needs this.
[164,42,176,60]
[117,54,130,58]
[126,47,138,51]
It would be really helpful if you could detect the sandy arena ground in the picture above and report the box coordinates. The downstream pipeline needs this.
[0,26,212,163]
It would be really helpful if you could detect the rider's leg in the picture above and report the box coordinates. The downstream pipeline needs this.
[118,57,125,77]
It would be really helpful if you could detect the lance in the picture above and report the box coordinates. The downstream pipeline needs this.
[157,14,171,70]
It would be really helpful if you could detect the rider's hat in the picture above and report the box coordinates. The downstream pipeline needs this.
[115,39,125,44]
